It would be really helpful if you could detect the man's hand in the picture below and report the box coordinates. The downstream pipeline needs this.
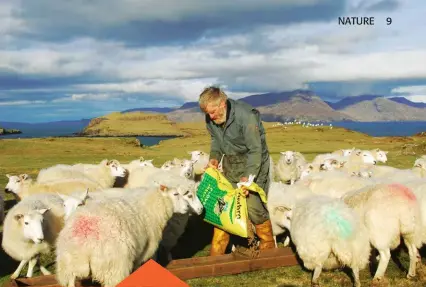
[239,176,249,196]
[206,159,219,169]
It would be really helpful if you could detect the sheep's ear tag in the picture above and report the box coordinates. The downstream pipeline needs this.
[159,185,168,192]
[14,214,23,221]
[38,208,49,215]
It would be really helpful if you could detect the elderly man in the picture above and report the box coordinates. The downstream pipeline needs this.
[198,86,275,256]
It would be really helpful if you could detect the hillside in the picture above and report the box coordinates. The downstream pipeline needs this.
[80,111,187,137]
[339,97,426,121]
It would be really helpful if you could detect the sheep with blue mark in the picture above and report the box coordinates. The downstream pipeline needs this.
[273,194,371,287]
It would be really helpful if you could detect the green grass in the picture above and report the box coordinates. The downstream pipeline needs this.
[1,123,426,286]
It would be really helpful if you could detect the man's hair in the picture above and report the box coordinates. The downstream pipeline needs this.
[198,86,228,112]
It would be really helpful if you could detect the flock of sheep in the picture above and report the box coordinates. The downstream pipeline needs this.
[1,147,426,287]
[268,148,426,286]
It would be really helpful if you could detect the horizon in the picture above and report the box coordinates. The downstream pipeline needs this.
[1,0,426,122]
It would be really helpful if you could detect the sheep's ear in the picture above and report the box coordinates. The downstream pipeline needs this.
[20,174,29,180]
[187,151,193,155]
[384,151,389,154]
[308,164,314,170]
[351,171,357,176]
[375,148,380,152]
[81,188,90,201]
[340,161,347,167]
[356,151,362,156]
[139,156,145,161]
[148,159,153,163]
[56,192,67,201]
[331,159,338,164]
[106,160,113,166]
[280,152,285,155]
[14,214,23,221]
[159,184,168,192]
[6,174,10,179]
[37,208,50,215]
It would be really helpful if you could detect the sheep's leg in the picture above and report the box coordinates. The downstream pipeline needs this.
[406,243,417,279]
[311,265,322,287]
[67,276,76,287]
[11,259,29,279]
[39,265,51,275]
[283,236,290,247]
[352,267,360,287]
[26,257,37,278]
[273,235,278,247]
[373,249,391,281]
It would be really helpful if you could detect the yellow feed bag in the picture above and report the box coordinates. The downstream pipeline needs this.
[196,167,267,238]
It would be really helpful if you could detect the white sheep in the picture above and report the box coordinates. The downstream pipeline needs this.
[331,147,355,157]
[369,148,388,163]
[37,159,126,188]
[127,165,195,189]
[55,184,203,287]
[5,174,103,200]
[274,151,306,184]
[273,194,371,287]
[121,157,154,172]
[188,150,210,175]
[2,193,65,279]
[342,183,422,282]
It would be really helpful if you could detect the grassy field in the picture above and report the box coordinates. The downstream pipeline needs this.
[1,122,426,287]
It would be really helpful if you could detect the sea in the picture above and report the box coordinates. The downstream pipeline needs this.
[1,121,426,144]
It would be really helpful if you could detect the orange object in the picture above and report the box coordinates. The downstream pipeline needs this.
[117,259,189,287]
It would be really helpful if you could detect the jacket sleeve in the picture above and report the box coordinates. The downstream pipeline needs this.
[206,123,221,161]
[242,112,262,178]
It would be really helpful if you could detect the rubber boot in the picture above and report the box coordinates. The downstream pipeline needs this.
[210,227,230,256]
[255,219,276,250]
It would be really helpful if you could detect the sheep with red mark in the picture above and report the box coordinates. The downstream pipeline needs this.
[55,185,203,287]
[37,159,126,189]
[342,183,422,283]
[273,194,371,287]
[2,193,65,279]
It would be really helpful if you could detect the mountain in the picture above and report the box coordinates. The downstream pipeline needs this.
[326,95,383,110]
[121,107,177,113]
[388,97,426,108]
[339,97,426,121]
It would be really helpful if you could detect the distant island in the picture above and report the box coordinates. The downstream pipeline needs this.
[0,127,22,135]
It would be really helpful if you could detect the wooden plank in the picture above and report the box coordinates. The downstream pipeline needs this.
[7,275,100,287]
[167,247,295,269]
[166,248,299,280]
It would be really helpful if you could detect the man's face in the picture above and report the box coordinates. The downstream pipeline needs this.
[205,100,227,125]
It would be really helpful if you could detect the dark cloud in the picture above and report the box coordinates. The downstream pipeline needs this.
[17,0,345,46]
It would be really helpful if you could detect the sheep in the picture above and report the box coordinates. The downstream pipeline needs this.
[5,174,103,200]
[331,147,355,157]
[342,183,422,282]
[188,150,209,175]
[127,165,195,189]
[369,148,388,163]
[55,184,203,287]
[274,151,307,184]
[273,194,371,287]
[0,192,4,224]
[2,193,65,279]
[38,159,126,189]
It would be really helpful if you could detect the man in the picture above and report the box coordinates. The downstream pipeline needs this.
[198,86,275,256]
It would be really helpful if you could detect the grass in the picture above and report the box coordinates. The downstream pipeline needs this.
[1,122,426,286]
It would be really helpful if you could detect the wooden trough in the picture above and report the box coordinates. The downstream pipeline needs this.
[4,247,299,287]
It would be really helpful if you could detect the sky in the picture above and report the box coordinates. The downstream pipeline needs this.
[1,0,426,122]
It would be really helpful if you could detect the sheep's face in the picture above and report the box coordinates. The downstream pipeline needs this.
[355,151,376,165]
[375,150,388,163]
[179,159,194,179]
[342,149,354,157]
[414,158,426,169]
[188,150,205,162]
[107,160,126,177]
[59,190,89,220]
[5,174,29,194]
[161,161,174,170]
[281,151,294,165]
[273,206,292,230]
[320,159,340,171]
[178,185,203,215]
[300,164,314,179]
[140,159,154,167]
[15,209,49,244]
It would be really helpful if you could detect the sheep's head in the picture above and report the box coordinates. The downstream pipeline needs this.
[374,148,388,163]
[273,206,292,230]
[299,164,315,179]
[161,160,174,170]
[106,159,126,177]
[280,151,295,165]
[140,159,154,167]
[58,189,90,220]
[5,174,30,195]
[355,150,376,165]
[414,158,426,169]
[177,183,203,215]
[188,150,205,162]
[320,159,340,171]
[156,182,201,215]
[15,208,50,244]
[342,148,355,157]
[178,159,194,179]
